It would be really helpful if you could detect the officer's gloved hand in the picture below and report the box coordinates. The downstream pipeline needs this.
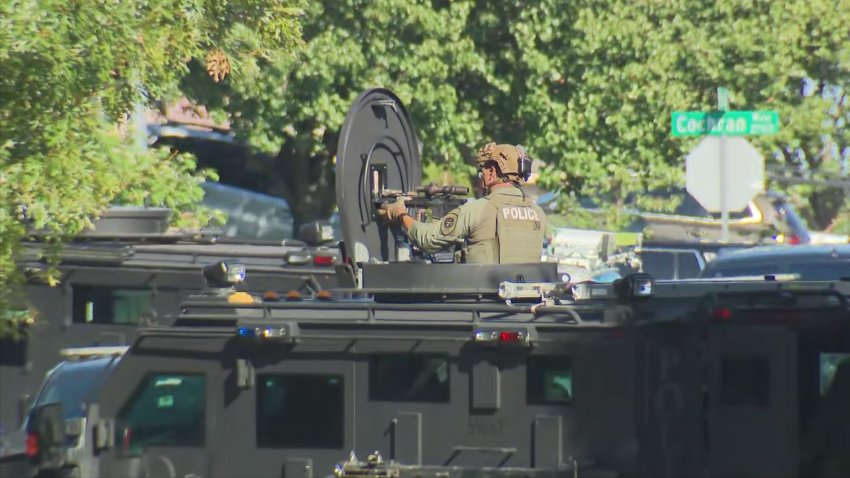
[378,196,408,223]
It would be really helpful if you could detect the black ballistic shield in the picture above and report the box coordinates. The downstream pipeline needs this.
[336,89,421,264]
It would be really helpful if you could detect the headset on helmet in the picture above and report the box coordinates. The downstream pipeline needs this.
[476,143,533,182]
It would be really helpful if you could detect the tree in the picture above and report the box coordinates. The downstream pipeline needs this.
[184,0,494,229]
[184,0,848,234]
[0,0,304,337]
[482,0,850,230]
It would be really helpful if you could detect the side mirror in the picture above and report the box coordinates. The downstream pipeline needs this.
[26,402,65,465]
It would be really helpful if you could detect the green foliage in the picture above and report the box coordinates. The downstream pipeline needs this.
[185,0,491,225]
[183,0,848,233]
[514,0,850,230]
[0,0,304,337]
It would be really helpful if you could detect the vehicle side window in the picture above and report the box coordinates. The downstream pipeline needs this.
[257,374,344,449]
[73,286,153,325]
[0,336,27,367]
[641,250,704,280]
[369,354,450,402]
[117,373,205,451]
[720,356,769,406]
[527,356,573,405]
[640,251,675,280]
[678,252,702,278]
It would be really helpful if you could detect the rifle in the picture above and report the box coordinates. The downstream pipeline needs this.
[372,183,470,263]
[374,183,470,221]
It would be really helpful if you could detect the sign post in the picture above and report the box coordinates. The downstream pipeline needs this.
[672,88,780,242]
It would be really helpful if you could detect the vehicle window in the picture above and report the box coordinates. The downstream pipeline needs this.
[73,286,153,325]
[527,356,573,405]
[641,250,703,280]
[640,251,676,280]
[0,310,29,366]
[720,356,769,407]
[257,374,344,449]
[35,360,108,419]
[0,337,27,367]
[117,373,205,451]
[677,252,703,278]
[369,354,450,402]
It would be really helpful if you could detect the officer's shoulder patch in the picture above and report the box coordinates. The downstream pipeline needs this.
[440,212,459,235]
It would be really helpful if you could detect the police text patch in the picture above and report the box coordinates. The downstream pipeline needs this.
[500,206,541,221]
[441,212,459,235]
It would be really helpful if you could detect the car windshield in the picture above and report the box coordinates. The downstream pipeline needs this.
[34,358,111,420]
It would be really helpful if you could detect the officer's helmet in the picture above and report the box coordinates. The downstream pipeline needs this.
[476,143,533,182]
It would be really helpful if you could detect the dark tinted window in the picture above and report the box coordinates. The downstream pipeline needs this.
[527,356,573,405]
[369,354,450,402]
[720,357,769,406]
[73,286,153,325]
[257,374,344,448]
[118,374,205,451]
[0,337,27,367]
[0,310,29,366]
[641,250,703,279]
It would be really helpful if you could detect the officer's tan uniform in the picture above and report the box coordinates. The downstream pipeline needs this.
[407,186,546,263]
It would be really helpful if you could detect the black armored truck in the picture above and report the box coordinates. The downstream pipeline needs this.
[2,206,341,440]
[17,89,850,478]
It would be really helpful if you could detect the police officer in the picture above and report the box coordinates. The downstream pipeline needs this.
[380,143,546,263]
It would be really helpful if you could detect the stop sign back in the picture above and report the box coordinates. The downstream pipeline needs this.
[685,136,764,213]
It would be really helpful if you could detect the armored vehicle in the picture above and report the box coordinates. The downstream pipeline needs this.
[16,89,850,478]
[2,206,340,437]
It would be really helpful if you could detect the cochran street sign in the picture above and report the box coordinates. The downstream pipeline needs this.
[671,110,779,137]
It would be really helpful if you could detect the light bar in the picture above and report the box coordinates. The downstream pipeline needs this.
[237,326,287,339]
[60,346,129,360]
[285,251,312,265]
[236,322,299,343]
[313,254,336,266]
[472,328,533,346]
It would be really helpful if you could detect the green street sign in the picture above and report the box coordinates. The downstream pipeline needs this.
[671,110,779,137]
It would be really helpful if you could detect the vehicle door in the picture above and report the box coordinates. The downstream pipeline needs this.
[98,346,220,478]
[706,325,797,478]
[211,353,355,478]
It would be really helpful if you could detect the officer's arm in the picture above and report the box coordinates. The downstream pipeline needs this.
[405,205,473,253]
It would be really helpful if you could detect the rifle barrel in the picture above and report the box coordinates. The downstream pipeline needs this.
[416,184,469,196]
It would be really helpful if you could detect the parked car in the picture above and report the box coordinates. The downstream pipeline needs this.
[0,347,126,478]
[699,244,850,281]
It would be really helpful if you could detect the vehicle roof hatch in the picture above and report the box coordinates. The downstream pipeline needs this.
[336,88,421,264]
